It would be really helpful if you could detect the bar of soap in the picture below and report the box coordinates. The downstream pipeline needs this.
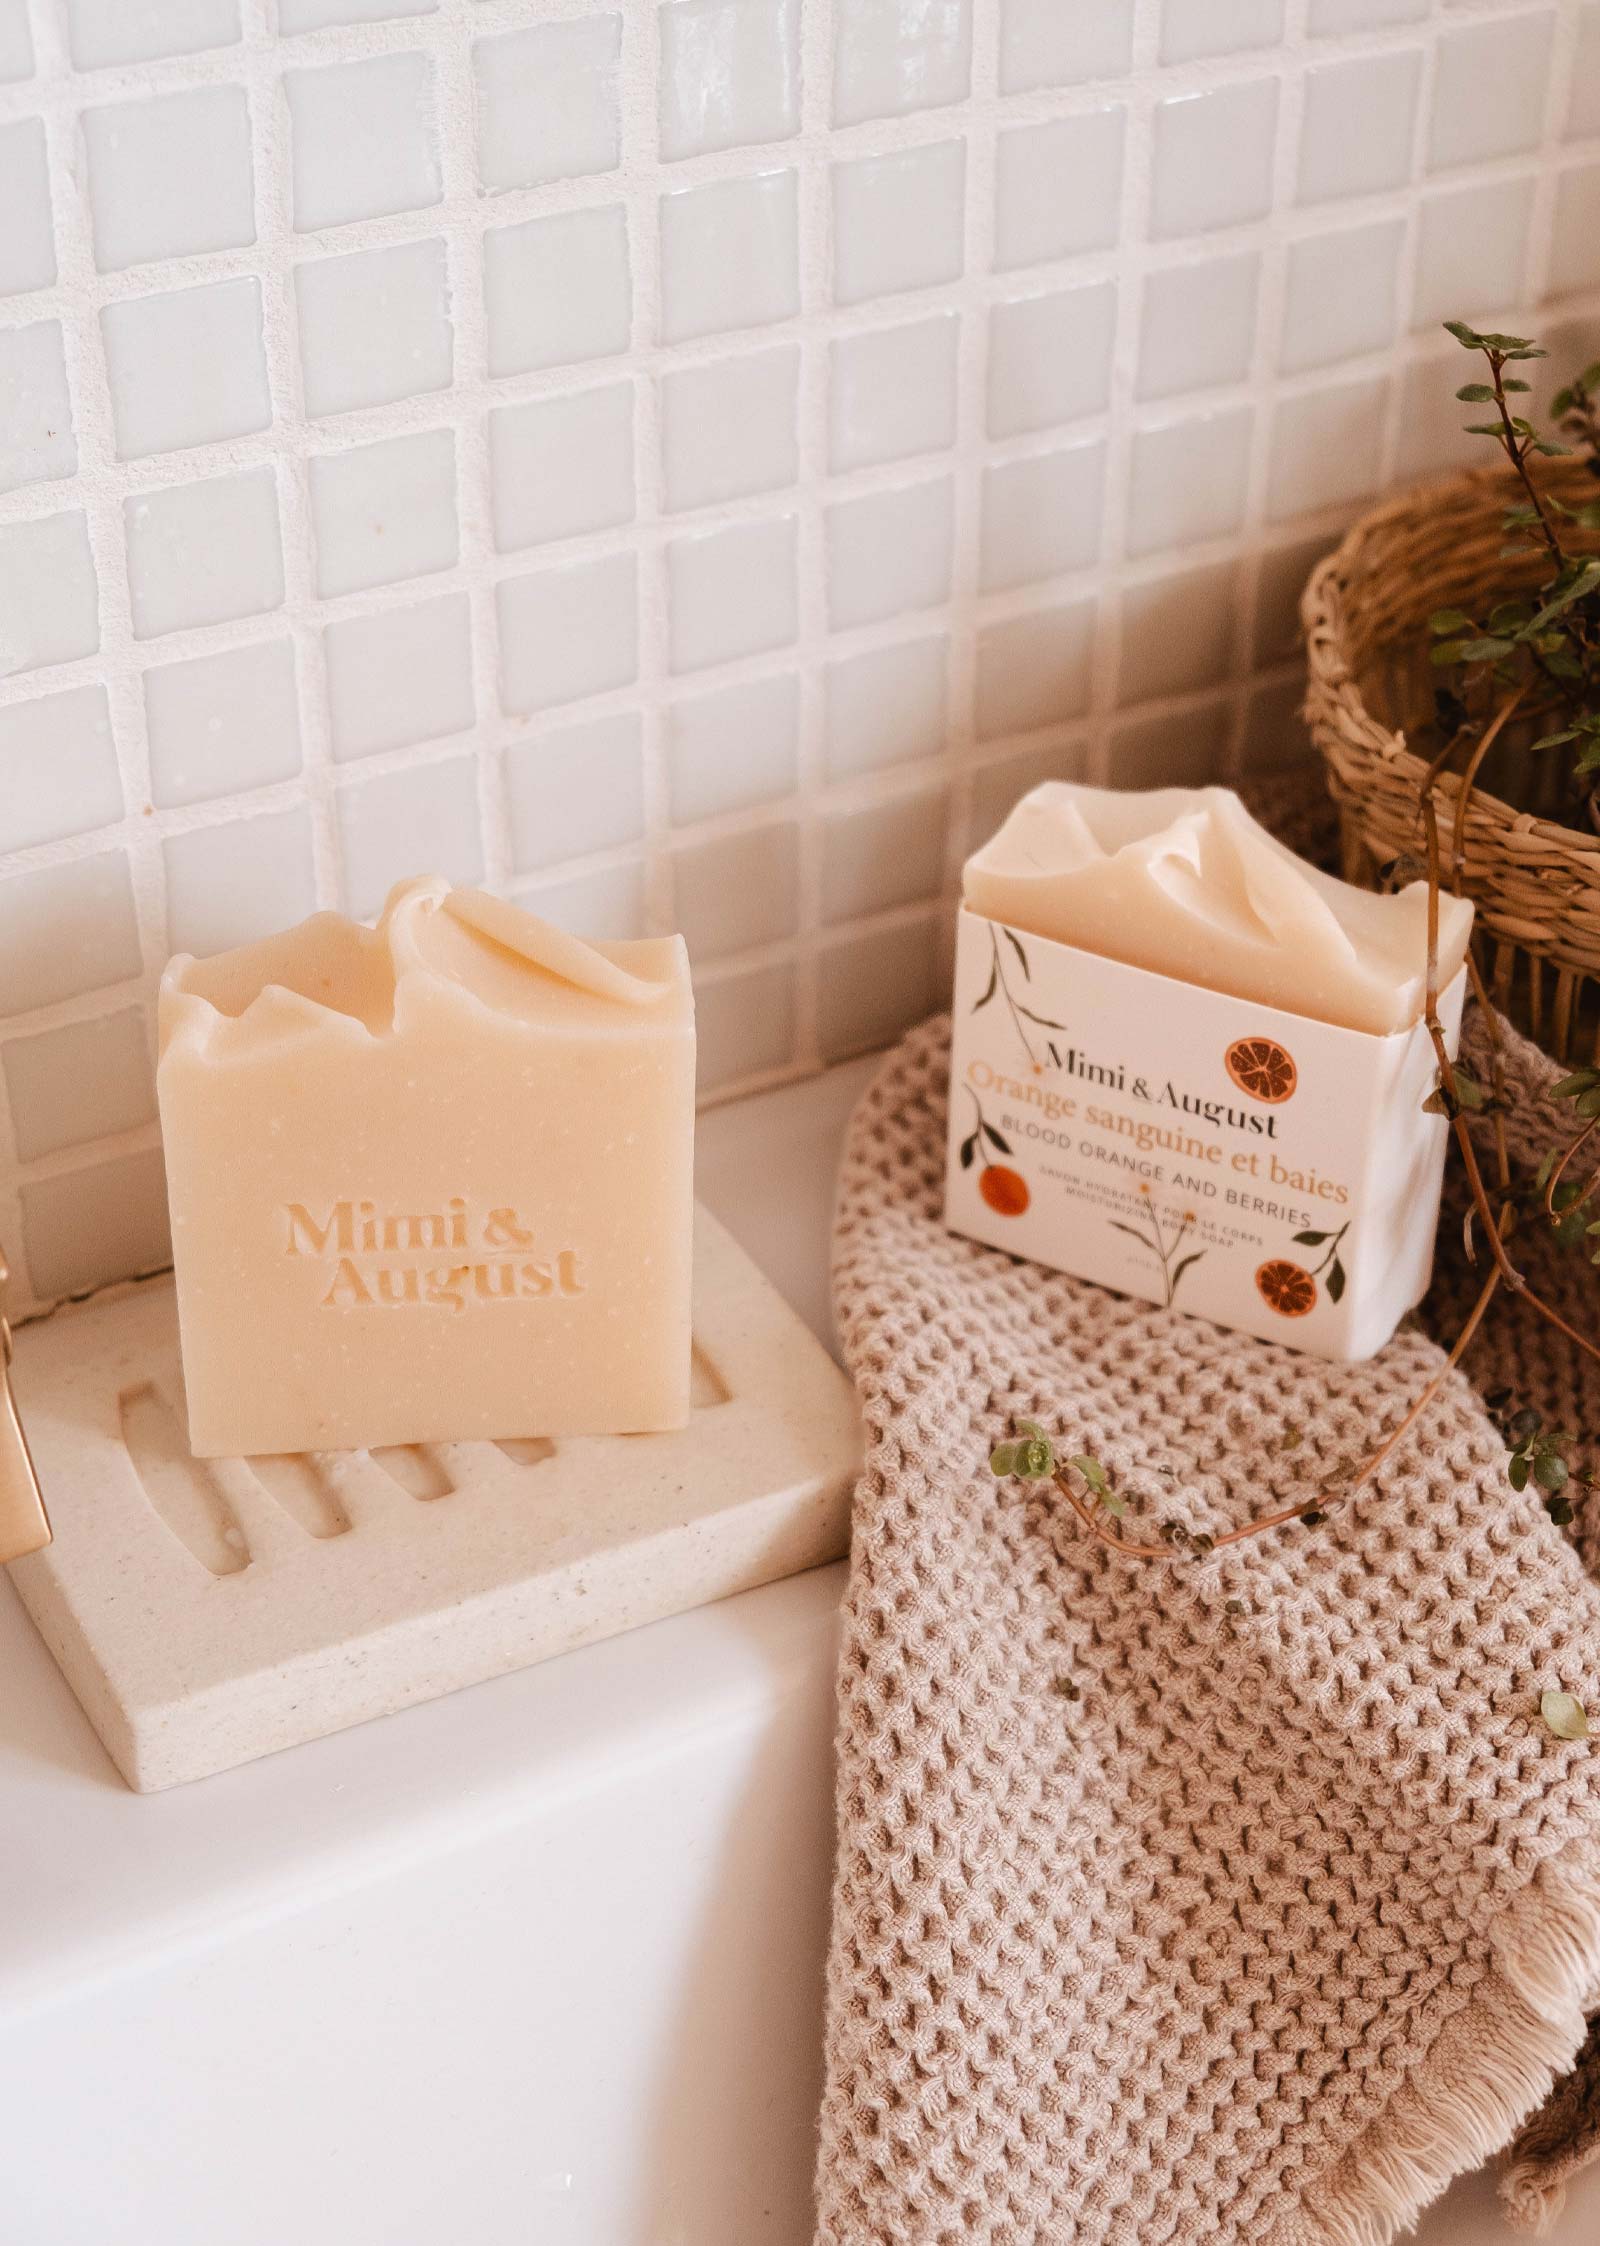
[963,782,1473,1035]
[157,878,695,1458]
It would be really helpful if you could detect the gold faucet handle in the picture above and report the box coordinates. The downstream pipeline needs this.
[0,1251,50,1564]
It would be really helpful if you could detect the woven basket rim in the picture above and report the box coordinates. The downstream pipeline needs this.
[1302,461,1600,876]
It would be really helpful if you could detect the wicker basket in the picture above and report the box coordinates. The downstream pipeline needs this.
[1302,460,1600,1061]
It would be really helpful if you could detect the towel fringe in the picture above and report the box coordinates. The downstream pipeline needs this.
[1269,1845,1600,2246]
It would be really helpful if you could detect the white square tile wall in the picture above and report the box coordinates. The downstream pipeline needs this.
[1,0,1598,1313]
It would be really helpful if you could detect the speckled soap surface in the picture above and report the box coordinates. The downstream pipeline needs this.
[7,1204,859,1792]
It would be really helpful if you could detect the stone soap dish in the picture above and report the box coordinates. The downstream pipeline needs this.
[7,1207,859,1792]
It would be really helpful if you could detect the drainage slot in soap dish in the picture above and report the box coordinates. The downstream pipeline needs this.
[493,1436,558,1469]
[120,1384,250,1577]
[246,1453,351,1539]
[690,1344,731,1410]
[369,1444,455,1501]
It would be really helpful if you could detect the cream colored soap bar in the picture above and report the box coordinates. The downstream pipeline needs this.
[157,877,695,1458]
[964,782,1473,1035]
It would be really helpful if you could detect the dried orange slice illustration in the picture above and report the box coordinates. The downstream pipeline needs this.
[1255,1259,1316,1317]
[1225,1036,1298,1104]
[980,1165,1030,1217]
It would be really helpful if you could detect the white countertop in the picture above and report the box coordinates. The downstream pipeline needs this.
[2,1052,1595,2244]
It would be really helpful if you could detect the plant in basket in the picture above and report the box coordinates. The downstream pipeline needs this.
[1424,322,1600,836]
[1303,326,1600,1066]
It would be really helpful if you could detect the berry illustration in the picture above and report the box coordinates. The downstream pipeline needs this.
[979,1165,1030,1217]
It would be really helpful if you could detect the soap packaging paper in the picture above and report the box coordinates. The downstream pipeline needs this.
[944,785,1472,1363]
[158,877,695,1457]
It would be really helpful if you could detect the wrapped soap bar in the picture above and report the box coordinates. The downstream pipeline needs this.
[158,878,695,1456]
[945,784,1472,1361]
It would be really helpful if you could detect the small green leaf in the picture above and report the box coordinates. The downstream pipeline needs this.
[1069,1454,1109,1496]
[1454,637,1517,662]
[1521,558,1600,636]
[1452,1068,1487,1110]
[1017,1436,1054,1478]
[1553,1068,1600,1099]
[1541,1689,1589,1741]
[1454,383,1495,403]
[1429,607,1475,634]
[989,1443,1017,1476]
[1535,1452,1570,1494]
[1510,1453,1531,1492]
[1529,729,1580,753]
[1444,319,1487,348]
[1547,1497,1575,1527]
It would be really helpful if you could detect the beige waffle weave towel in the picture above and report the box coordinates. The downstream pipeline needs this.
[816,997,1600,2245]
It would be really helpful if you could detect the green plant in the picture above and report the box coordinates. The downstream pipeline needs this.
[1426,323,1600,836]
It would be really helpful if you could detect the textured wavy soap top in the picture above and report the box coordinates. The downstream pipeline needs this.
[963,783,1473,1036]
[160,875,691,1060]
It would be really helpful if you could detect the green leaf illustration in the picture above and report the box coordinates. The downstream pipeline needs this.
[1169,1251,1205,1301]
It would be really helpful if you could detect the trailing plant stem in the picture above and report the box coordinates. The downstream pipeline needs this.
[1490,349,1565,565]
